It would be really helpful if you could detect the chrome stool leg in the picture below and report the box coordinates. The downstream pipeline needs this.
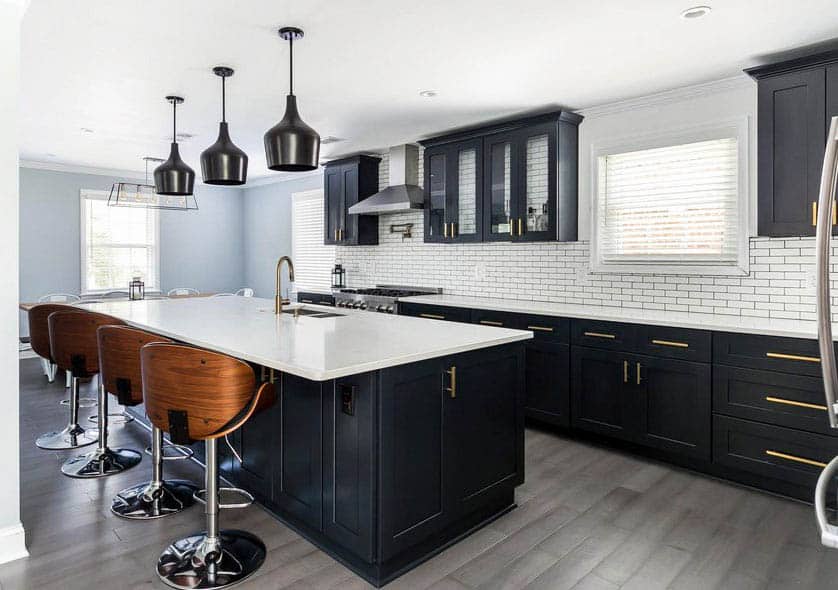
[41,358,57,382]
[60,371,97,408]
[36,374,98,450]
[111,426,198,519]
[61,381,141,478]
[157,438,265,589]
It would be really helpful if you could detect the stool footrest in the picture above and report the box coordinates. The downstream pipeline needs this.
[144,443,194,461]
[193,487,254,509]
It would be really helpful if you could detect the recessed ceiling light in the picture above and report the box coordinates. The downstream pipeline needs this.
[80,127,94,133]
[419,90,438,98]
[680,5,711,19]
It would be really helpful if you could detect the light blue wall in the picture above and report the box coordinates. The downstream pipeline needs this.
[242,174,323,298]
[19,167,245,335]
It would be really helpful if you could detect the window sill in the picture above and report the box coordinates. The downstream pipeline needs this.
[589,262,749,277]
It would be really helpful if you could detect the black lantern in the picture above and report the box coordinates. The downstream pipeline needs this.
[154,96,196,196]
[201,67,248,185]
[331,264,346,289]
[264,27,320,172]
[129,276,145,301]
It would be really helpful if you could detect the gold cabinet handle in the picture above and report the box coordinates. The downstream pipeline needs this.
[636,362,642,385]
[623,360,629,383]
[420,313,445,320]
[766,352,820,363]
[340,228,344,241]
[300,299,314,304]
[509,219,515,237]
[444,222,449,238]
[518,218,523,236]
[765,396,828,411]
[451,222,457,237]
[584,331,616,339]
[479,320,504,326]
[811,200,837,226]
[765,449,827,469]
[446,366,457,398]
[651,339,689,348]
[334,229,338,241]
[527,325,554,332]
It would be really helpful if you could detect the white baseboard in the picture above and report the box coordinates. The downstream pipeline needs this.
[0,524,27,564]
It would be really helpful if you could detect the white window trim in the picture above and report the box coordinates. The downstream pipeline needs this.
[79,189,161,294]
[590,117,751,276]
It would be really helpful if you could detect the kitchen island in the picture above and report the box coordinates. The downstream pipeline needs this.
[82,296,532,586]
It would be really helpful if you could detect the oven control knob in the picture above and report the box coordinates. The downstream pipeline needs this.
[385,306,394,314]
[336,301,345,307]
[359,302,368,310]
[376,305,385,312]
[352,302,361,309]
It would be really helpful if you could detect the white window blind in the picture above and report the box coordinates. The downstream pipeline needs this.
[80,190,159,293]
[595,136,742,271]
[292,190,335,290]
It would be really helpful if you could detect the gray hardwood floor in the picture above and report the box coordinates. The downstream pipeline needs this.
[2,358,836,589]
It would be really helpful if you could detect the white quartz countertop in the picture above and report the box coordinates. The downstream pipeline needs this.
[399,294,837,341]
[82,296,532,381]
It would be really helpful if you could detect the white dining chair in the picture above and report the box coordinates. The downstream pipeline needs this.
[235,288,254,297]
[212,293,235,297]
[167,288,200,296]
[37,293,81,303]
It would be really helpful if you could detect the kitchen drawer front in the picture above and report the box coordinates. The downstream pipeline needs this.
[636,325,711,362]
[713,332,824,377]
[398,302,472,323]
[571,319,636,351]
[516,313,569,344]
[713,365,834,436]
[297,291,335,306]
[471,309,522,329]
[713,415,838,488]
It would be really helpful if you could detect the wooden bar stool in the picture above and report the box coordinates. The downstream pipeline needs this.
[36,310,122,450]
[109,328,199,518]
[142,343,275,590]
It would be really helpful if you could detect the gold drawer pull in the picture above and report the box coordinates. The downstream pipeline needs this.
[527,325,555,332]
[479,320,503,326]
[766,352,820,363]
[652,339,689,349]
[420,313,445,320]
[765,396,828,411]
[765,449,827,469]
[446,366,457,398]
[584,331,616,340]
[623,360,629,383]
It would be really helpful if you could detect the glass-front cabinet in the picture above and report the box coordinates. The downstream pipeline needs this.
[423,139,483,243]
[421,111,580,243]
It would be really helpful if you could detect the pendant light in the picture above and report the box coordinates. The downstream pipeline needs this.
[154,95,196,196]
[264,27,320,172]
[201,66,248,185]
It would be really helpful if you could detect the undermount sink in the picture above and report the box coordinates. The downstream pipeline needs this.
[282,307,328,316]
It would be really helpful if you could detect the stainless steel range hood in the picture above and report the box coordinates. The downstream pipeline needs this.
[348,144,423,215]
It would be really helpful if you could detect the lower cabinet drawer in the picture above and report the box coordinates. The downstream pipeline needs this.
[398,302,472,323]
[714,365,834,436]
[571,319,636,351]
[713,332,825,377]
[713,415,838,489]
[636,325,711,362]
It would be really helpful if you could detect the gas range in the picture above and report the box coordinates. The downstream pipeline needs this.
[334,285,441,314]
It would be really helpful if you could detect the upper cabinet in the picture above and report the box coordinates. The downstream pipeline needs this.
[748,49,838,237]
[421,111,581,243]
[323,155,380,246]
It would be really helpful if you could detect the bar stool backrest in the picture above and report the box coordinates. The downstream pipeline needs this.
[27,303,82,360]
[49,310,125,377]
[141,343,274,443]
[98,325,173,407]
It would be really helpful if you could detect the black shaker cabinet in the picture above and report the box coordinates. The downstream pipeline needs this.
[424,139,484,243]
[747,47,838,237]
[323,155,380,245]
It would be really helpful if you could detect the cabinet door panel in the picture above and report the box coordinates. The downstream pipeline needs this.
[450,140,483,242]
[570,346,633,440]
[324,167,342,244]
[483,132,517,241]
[525,341,570,427]
[235,399,277,499]
[341,165,358,245]
[517,123,557,242]
[757,68,826,236]
[424,148,448,242]
[635,354,711,460]
[275,373,323,531]
[448,346,524,514]
[379,358,447,561]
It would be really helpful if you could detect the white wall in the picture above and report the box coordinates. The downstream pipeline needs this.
[0,0,28,564]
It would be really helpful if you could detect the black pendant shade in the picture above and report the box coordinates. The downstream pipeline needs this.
[201,67,248,185]
[154,96,195,196]
[264,27,320,172]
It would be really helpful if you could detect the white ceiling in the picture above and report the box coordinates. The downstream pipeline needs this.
[19,0,838,182]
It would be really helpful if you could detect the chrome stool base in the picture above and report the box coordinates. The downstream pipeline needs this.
[60,397,97,408]
[35,425,98,450]
[157,530,266,590]
[112,479,199,520]
[88,411,134,425]
[61,447,141,478]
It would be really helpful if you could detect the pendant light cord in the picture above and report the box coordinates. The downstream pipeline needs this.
[289,36,294,96]
[172,99,177,144]
[221,76,227,123]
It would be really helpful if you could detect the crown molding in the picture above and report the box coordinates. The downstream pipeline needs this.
[578,75,754,119]
[19,159,146,181]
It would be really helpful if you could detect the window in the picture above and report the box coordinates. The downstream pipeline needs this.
[592,122,749,275]
[292,189,335,290]
[80,190,159,293]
